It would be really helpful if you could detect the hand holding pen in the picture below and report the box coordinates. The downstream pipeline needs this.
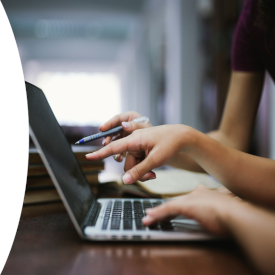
[76,112,151,155]
[99,112,152,162]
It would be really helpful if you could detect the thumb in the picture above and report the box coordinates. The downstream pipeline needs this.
[121,121,149,133]
[122,154,157,184]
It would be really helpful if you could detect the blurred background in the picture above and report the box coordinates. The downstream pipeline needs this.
[2,0,275,159]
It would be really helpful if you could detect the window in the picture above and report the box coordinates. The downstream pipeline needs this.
[36,72,121,126]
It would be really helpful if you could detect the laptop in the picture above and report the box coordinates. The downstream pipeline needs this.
[26,82,215,241]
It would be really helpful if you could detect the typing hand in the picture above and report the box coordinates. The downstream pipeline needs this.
[143,185,237,236]
[86,124,192,183]
[99,111,152,162]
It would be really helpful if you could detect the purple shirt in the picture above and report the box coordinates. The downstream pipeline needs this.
[232,0,275,81]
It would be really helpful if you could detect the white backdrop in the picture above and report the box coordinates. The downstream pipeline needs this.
[0,2,28,273]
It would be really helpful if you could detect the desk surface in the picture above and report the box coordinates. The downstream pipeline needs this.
[3,200,255,275]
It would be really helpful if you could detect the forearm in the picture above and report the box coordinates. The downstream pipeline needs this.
[182,127,275,208]
[170,72,264,172]
[167,131,220,172]
[168,129,244,172]
[167,152,205,172]
[222,200,275,275]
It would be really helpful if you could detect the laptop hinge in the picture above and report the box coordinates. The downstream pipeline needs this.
[81,201,101,230]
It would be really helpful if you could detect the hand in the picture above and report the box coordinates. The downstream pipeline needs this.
[86,124,193,183]
[99,111,152,162]
[143,185,238,236]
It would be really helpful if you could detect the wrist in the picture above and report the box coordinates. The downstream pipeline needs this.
[218,196,245,234]
[178,125,199,153]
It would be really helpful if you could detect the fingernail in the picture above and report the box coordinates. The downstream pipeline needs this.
[122,122,130,129]
[133,117,149,124]
[122,173,132,184]
[119,155,123,162]
[149,176,156,181]
[85,153,94,157]
[102,138,106,146]
[113,154,120,161]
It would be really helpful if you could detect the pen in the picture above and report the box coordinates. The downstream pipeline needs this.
[75,117,149,145]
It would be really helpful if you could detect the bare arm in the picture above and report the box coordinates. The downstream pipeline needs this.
[226,199,275,275]
[216,71,264,151]
[101,72,264,173]
[87,124,275,208]
[168,71,264,171]
[183,127,275,208]
[143,186,275,275]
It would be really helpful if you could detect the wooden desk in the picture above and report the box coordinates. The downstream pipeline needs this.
[3,198,255,275]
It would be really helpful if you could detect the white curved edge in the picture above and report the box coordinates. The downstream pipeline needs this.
[0,2,28,273]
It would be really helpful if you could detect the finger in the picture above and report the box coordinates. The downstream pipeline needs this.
[122,150,159,184]
[124,153,138,172]
[86,138,131,161]
[100,114,130,132]
[111,133,121,142]
[121,121,150,134]
[104,133,122,146]
[139,171,156,182]
[113,154,123,162]
[114,151,127,160]
[142,199,186,225]
[123,155,155,181]
[103,136,112,146]
[218,186,234,196]
[121,131,128,139]
[124,154,156,181]
[100,112,140,132]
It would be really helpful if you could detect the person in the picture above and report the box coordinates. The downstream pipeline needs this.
[86,123,275,274]
[101,0,275,171]
[85,0,275,273]
[88,0,275,207]
[143,186,275,275]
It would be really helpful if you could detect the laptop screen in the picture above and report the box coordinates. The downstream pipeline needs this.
[26,82,95,226]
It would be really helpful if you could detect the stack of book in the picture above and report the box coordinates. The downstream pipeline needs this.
[24,145,104,205]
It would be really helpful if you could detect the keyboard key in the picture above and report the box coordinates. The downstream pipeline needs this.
[143,201,152,211]
[148,224,160,231]
[123,220,132,230]
[152,201,162,207]
[160,221,174,231]
[102,220,109,230]
[135,219,145,230]
[106,200,173,232]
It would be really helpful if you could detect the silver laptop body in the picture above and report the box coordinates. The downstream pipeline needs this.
[26,82,215,242]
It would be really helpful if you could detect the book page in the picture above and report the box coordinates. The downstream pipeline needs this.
[136,169,222,198]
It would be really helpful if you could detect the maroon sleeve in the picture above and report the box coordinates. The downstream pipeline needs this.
[232,0,264,72]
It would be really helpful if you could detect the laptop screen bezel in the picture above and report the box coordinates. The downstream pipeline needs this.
[29,127,86,237]
[27,82,98,238]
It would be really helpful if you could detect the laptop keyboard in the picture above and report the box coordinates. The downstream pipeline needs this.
[102,200,173,231]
